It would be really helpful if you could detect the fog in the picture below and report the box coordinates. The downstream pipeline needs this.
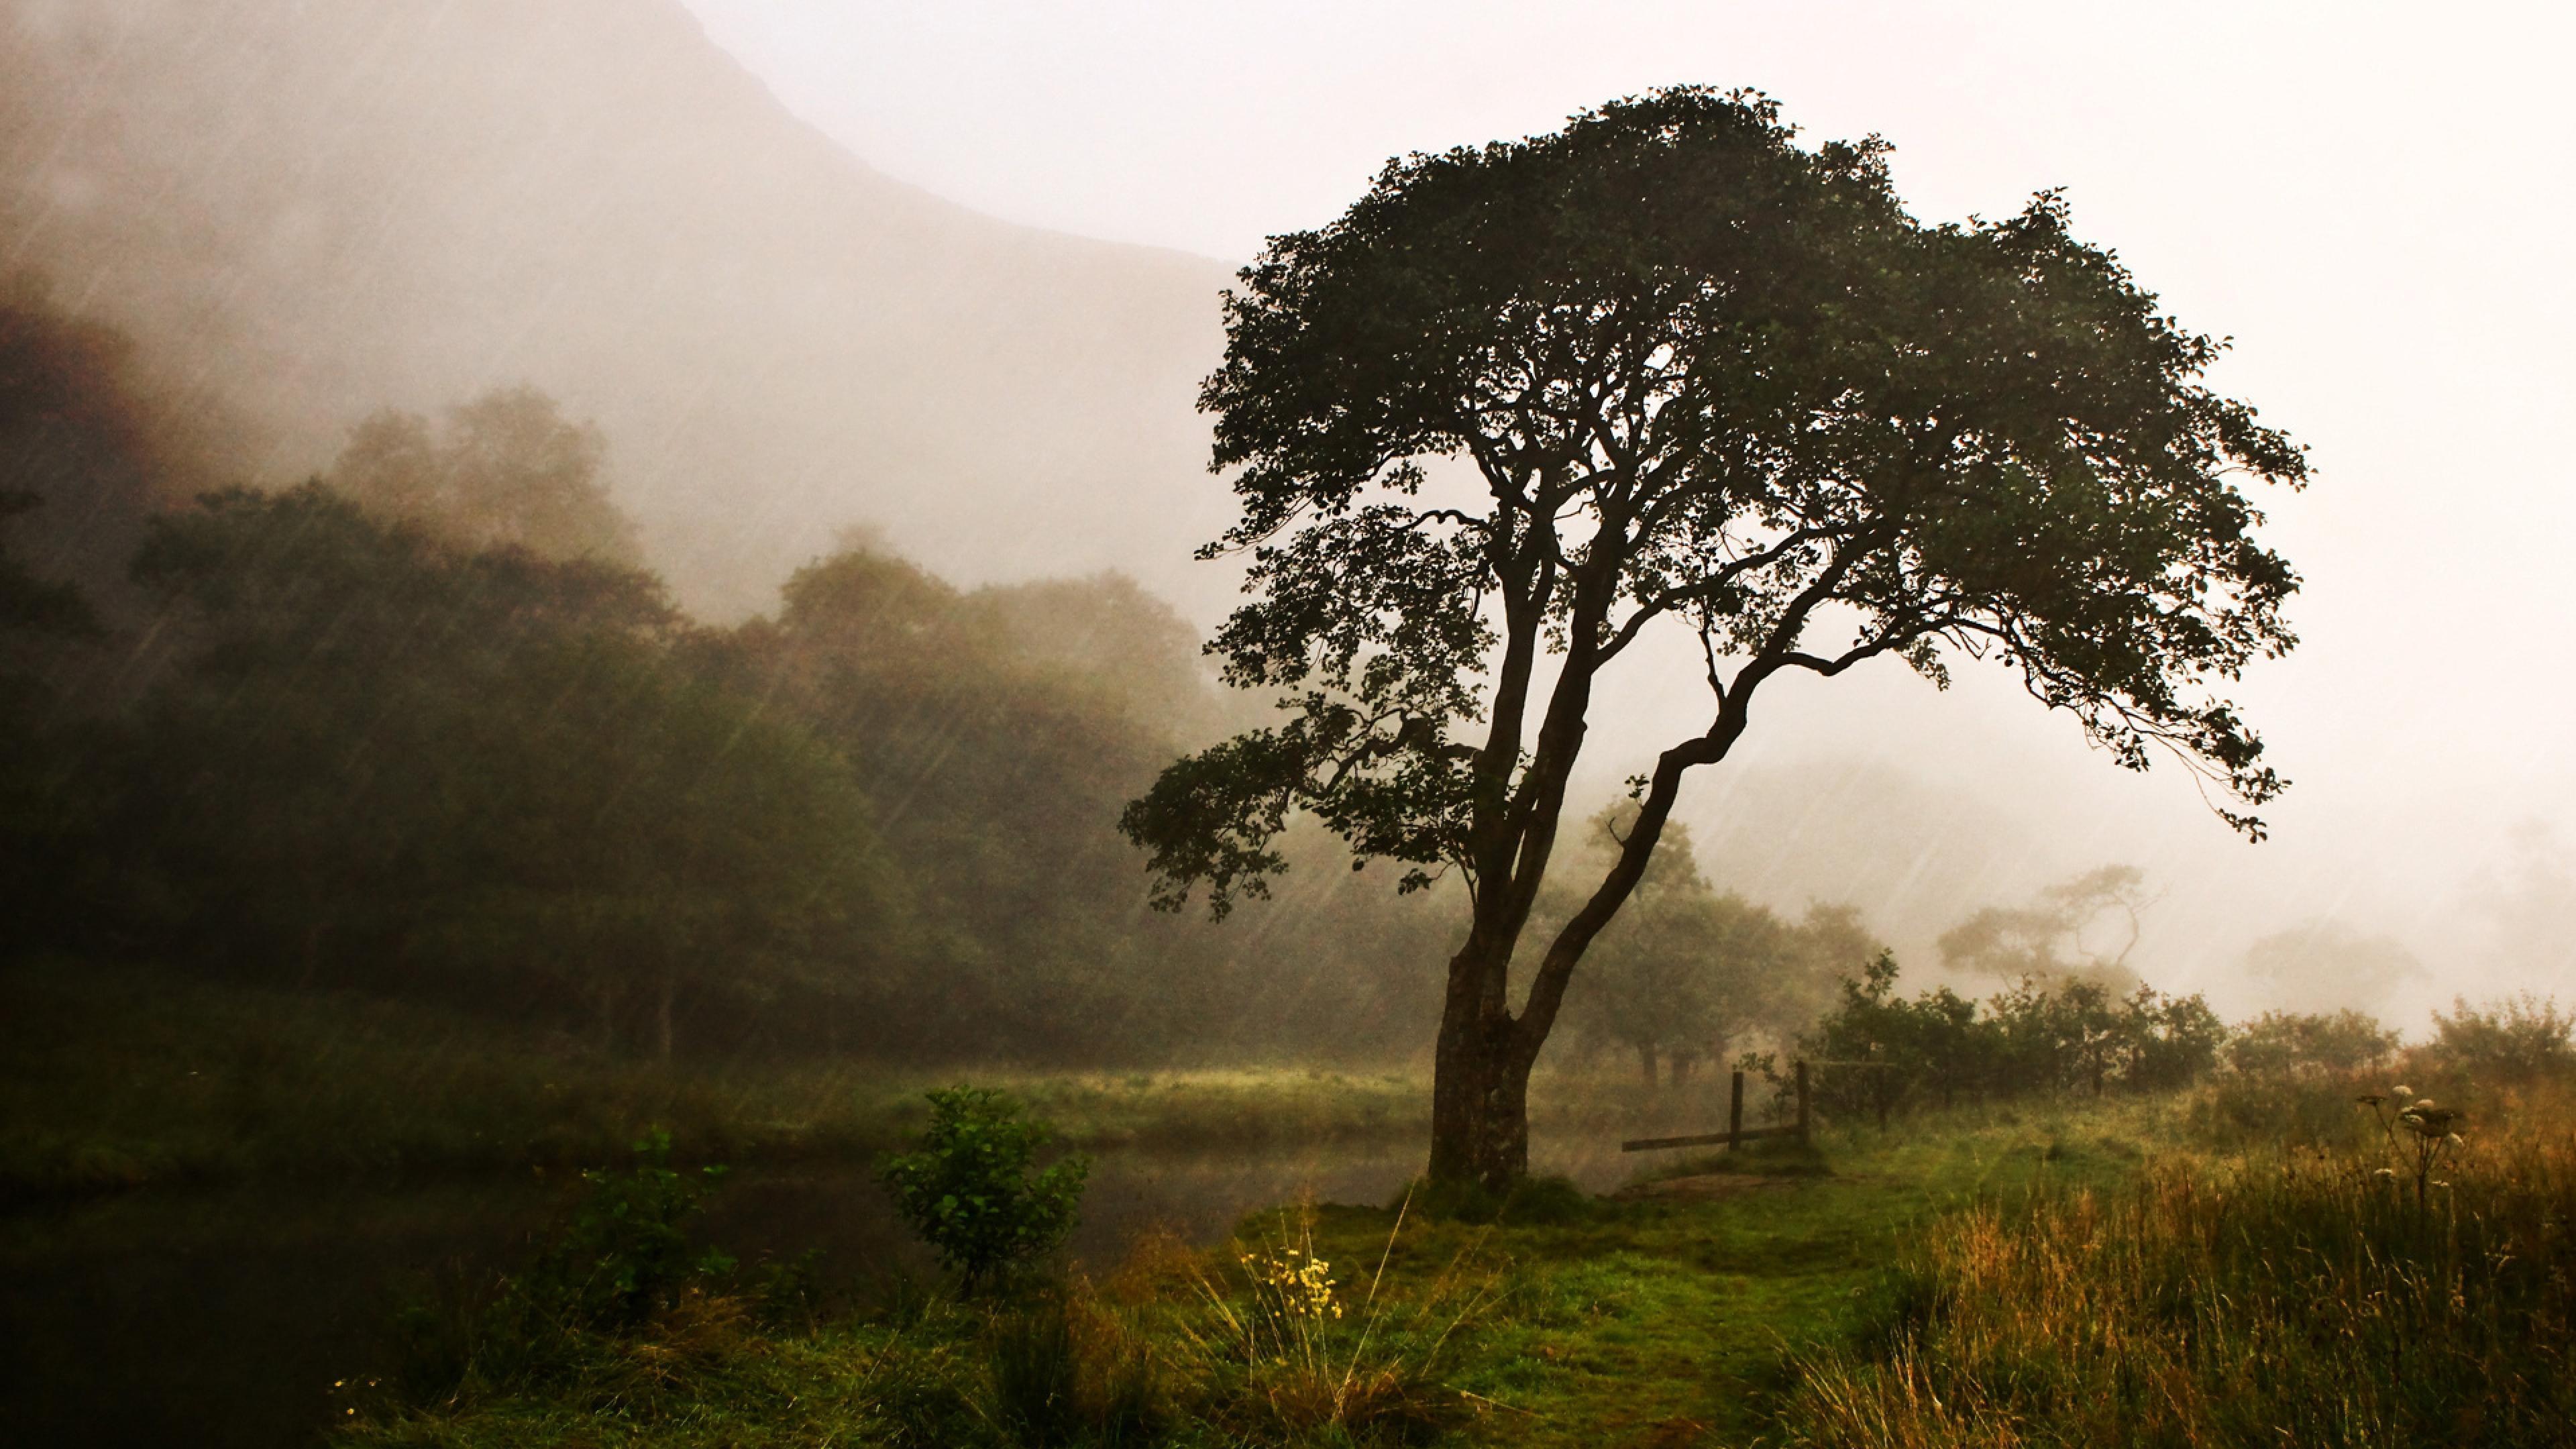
[680,0,2576,1024]
[7,0,2571,1030]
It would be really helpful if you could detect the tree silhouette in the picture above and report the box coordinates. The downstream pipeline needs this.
[1122,88,2307,1188]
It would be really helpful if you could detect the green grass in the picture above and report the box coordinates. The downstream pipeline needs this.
[0,959,1432,1203]
[329,1095,2186,1447]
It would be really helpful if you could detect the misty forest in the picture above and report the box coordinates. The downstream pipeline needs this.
[5,5,2575,1448]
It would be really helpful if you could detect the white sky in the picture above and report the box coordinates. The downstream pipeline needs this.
[675,0,2576,1007]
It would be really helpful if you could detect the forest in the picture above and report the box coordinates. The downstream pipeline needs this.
[0,284,1480,1071]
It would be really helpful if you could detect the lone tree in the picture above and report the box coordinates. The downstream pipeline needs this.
[1121,89,2306,1190]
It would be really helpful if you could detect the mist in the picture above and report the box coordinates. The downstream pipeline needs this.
[7,5,2576,1442]
[10,0,2563,1032]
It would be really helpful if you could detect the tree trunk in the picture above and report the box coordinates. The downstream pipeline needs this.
[1672,1051,1697,1089]
[1636,1042,1661,1091]
[1428,936,1532,1193]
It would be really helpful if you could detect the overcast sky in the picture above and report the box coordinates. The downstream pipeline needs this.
[674,0,2576,1008]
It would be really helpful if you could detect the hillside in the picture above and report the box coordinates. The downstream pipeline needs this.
[0,0,1234,618]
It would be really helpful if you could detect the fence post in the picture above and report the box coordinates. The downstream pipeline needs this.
[1795,1059,1811,1145]
[1728,1069,1745,1152]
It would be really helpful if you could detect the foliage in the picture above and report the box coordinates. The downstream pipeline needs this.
[1170,1203,1484,1445]
[327,386,641,564]
[2225,1008,2401,1077]
[1799,955,2225,1119]
[2422,993,2576,1081]
[381,1132,744,1411]
[2,290,1454,1068]
[1123,85,2304,1185]
[879,1087,1089,1291]
[1553,801,1876,1087]
[117,484,900,1057]
[529,1130,737,1331]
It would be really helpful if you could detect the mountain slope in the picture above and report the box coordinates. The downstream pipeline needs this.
[0,0,1234,616]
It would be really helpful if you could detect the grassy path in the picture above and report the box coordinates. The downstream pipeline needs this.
[1307,1103,2165,1446]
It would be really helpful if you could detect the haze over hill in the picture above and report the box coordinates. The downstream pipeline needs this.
[5,0,2567,1024]
[0,0,1232,620]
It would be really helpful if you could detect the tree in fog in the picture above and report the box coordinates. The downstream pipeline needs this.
[127,486,898,1057]
[1123,89,2307,1189]
[2239,919,2422,1015]
[1938,865,2157,992]
[328,386,641,565]
[1563,802,1876,1089]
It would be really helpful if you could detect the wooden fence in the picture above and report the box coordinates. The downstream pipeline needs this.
[1618,1057,1902,1152]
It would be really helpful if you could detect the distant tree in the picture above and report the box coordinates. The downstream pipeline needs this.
[977,571,1237,743]
[2239,920,2423,1015]
[328,386,641,564]
[1562,800,1875,1089]
[1939,865,2156,993]
[1122,89,2306,1187]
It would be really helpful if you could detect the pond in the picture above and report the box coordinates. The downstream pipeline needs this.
[0,1134,1640,1448]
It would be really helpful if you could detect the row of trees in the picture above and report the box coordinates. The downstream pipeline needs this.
[0,286,1454,1064]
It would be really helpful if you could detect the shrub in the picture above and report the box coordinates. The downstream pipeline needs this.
[530,1128,735,1330]
[382,1130,737,1405]
[1796,956,2226,1118]
[2423,994,2575,1081]
[2226,1008,2400,1077]
[880,1086,1088,1291]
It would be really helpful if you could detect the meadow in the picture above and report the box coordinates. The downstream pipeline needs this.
[322,1072,2567,1449]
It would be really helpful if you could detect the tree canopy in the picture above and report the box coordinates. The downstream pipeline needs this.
[1123,87,2308,1187]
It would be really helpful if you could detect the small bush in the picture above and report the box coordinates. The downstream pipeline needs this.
[380,1131,739,1407]
[880,1086,1089,1292]
[531,1129,735,1330]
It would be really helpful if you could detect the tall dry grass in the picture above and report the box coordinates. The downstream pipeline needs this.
[1784,1079,2576,1447]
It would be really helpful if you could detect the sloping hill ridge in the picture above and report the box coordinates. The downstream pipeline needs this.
[0,0,1236,617]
